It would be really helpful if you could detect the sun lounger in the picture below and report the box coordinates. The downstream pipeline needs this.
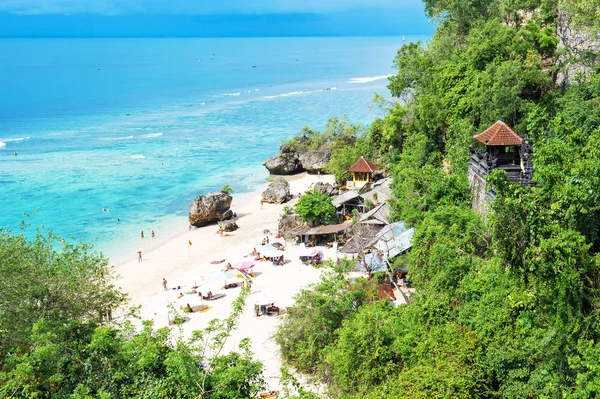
[191,304,209,312]
[204,293,226,301]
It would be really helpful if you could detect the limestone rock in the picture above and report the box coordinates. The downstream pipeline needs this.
[263,153,302,175]
[262,177,291,204]
[313,181,339,196]
[189,192,233,227]
[218,219,238,232]
[298,149,331,173]
[278,214,307,236]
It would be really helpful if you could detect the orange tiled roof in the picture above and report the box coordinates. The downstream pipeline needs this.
[474,120,523,146]
[347,156,378,173]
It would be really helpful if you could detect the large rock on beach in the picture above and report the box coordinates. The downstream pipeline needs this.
[313,181,339,196]
[189,192,233,227]
[278,214,308,236]
[263,153,302,175]
[218,219,238,232]
[262,177,291,204]
[298,150,331,173]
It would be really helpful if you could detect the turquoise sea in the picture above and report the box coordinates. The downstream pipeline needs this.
[0,37,423,261]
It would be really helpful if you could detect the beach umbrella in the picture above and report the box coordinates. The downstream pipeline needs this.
[262,249,282,259]
[232,261,254,271]
[253,294,275,306]
[214,270,244,283]
[259,243,278,253]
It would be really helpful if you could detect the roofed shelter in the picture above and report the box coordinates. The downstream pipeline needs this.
[347,156,378,189]
[473,120,523,167]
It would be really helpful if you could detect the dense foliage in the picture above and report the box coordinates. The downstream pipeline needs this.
[276,1,600,398]
[294,190,337,225]
[0,229,271,398]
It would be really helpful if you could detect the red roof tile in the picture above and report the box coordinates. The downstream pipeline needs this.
[474,120,523,146]
[347,156,378,173]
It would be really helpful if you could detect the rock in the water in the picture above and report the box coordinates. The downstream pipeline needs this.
[313,181,339,196]
[262,177,291,204]
[263,153,302,175]
[218,219,238,232]
[189,192,233,227]
[299,150,331,173]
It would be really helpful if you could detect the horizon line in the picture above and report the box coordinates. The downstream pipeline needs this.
[0,33,431,39]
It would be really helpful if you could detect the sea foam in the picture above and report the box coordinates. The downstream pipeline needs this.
[130,154,146,159]
[2,136,30,143]
[104,135,134,141]
[140,132,163,138]
[348,75,392,84]
[0,141,6,148]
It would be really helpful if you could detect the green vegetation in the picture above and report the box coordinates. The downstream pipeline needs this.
[294,190,337,225]
[0,227,267,398]
[220,184,234,195]
[6,1,600,397]
[281,113,405,183]
[276,1,600,398]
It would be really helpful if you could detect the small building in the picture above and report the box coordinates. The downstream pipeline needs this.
[332,190,365,216]
[346,156,378,189]
[468,120,534,214]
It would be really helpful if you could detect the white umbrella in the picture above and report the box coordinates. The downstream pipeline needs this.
[253,294,275,306]
[262,249,282,259]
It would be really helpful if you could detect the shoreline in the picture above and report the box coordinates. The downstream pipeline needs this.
[110,185,269,267]
[115,171,337,391]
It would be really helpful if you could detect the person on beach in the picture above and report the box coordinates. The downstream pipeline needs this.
[178,292,184,299]
[151,230,155,238]
[251,247,257,255]
[162,278,167,291]
[141,231,144,239]
[137,251,142,262]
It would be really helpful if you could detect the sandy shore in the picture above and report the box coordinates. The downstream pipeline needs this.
[116,172,337,391]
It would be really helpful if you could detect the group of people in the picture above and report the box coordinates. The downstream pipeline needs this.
[141,230,156,239]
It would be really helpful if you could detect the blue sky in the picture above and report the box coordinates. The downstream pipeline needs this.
[0,0,434,37]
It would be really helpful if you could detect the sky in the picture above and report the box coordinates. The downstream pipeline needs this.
[0,0,434,37]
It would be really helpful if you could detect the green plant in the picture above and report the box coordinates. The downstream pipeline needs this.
[220,184,234,195]
[294,190,337,225]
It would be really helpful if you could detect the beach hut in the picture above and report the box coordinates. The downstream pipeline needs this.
[346,156,378,189]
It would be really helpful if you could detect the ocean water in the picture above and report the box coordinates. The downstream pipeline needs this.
[0,36,425,261]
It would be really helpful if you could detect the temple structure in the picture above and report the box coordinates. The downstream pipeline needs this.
[468,120,534,212]
[346,156,378,189]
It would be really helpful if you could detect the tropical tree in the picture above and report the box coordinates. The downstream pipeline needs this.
[294,190,337,225]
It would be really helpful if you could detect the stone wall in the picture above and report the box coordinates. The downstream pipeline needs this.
[467,164,494,217]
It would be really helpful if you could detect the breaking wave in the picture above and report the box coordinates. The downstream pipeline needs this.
[140,132,163,138]
[348,75,392,84]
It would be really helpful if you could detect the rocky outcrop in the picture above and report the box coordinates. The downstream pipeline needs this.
[278,214,307,236]
[263,153,302,175]
[313,181,339,196]
[299,149,331,173]
[189,192,233,227]
[262,177,291,204]
[265,142,332,175]
[218,219,238,232]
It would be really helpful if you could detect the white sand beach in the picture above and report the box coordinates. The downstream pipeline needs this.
[116,172,337,391]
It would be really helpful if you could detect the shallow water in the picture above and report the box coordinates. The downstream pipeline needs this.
[0,36,427,260]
